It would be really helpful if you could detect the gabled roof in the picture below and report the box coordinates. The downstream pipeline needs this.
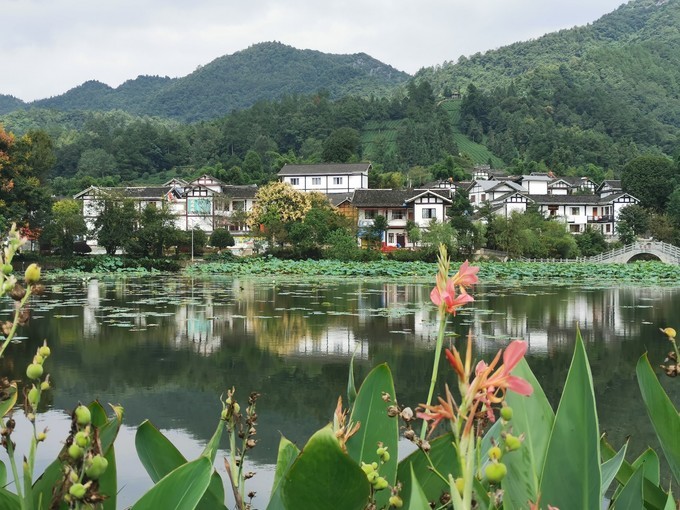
[220,185,258,199]
[595,180,622,193]
[278,163,371,176]
[490,191,534,205]
[469,180,525,193]
[527,193,638,206]
[351,189,414,208]
[406,189,452,203]
[74,186,174,200]
[327,192,355,207]
[189,174,228,186]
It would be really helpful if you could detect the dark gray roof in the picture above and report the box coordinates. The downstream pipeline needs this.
[528,193,637,205]
[278,163,371,176]
[352,188,451,207]
[220,185,258,198]
[75,186,174,199]
[327,192,354,207]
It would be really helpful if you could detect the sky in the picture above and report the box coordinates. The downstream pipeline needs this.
[4,0,627,102]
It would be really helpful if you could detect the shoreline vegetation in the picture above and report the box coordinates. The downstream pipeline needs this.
[31,255,680,284]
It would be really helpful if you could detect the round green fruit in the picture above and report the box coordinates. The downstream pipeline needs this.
[26,363,43,380]
[485,462,507,483]
[75,405,91,426]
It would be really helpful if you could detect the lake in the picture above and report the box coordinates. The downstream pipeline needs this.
[1,275,678,508]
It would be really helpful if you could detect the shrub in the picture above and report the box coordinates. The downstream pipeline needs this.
[210,229,235,249]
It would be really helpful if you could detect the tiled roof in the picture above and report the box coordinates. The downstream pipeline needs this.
[327,193,354,207]
[278,163,371,176]
[527,193,636,205]
[220,185,258,198]
[351,189,415,207]
[77,186,174,199]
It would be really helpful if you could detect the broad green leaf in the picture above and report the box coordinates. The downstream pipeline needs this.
[135,420,187,483]
[200,420,224,464]
[91,402,124,454]
[0,487,19,508]
[632,449,660,487]
[0,459,6,487]
[601,440,628,500]
[31,459,62,510]
[613,464,644,510]
[267,436,300,510]
[0,383,17,418]
[407,465,431,509]
[636,353,680,484]
[280,425,369,510]
[663,489,675,510]
[346,363,398,509]
[601,438,668,510]
[501,358,555,510]
[131,456,212,510]
[135,420,226,510]
[539,331,600,510]
[397,433,458,509]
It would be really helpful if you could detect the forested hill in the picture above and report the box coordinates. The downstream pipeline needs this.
[4,42,410,122]
[415,0,680,172]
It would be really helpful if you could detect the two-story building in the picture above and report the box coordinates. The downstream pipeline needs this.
[278,163,370,194]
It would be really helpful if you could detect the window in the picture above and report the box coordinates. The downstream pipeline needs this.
[312,177,321,185]
[232,200,245,211]
[606,224,611,233]
[422,208,436,219]
[570,207,580,215]
[332,177,343,185]
[548,205,558,216]
[481,194,487,202]
[388,233,395,244]
[470,195,476,203]
[290,178,299,185]
[569,224,580,233]
[391,210,405,220]
[364,210,376,220]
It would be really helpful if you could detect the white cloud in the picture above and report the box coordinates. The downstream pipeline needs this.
[2,0,626,101]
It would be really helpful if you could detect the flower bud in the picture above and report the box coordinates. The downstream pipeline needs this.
[505,434,522,451]
[28,386,40,407]
[389,495,403,508]
[374,476,389,490]
[454,477,465,496]
[500,406,513,421]
[68,444,84,460]
[488,446,502,461]
[38,343,51,358]
[36,432,46,442]
[40,380,50,391]
[24,264,41,284]
[33,354,44,365]
[69,483,86,499]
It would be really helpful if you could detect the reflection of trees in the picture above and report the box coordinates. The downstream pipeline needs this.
[8,277,680,474]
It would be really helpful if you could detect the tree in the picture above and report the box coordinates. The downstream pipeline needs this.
[322,128,360,163]
[422,220,457,255]
[405,220,421,247]
[621,156,677,212]
[130,204,181,257]
[45,199,87,256]
[365,215,388,249]
[616,204,650,237]
[448,190,479,258]
[576,226,609,256]
[93,198,138,255]
[210,228,235,249]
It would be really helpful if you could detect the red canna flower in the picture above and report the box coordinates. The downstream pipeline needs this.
[417,385,456,437]
[430,277,474,315]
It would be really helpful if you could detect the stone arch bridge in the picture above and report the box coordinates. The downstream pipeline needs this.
[521,242,680,264]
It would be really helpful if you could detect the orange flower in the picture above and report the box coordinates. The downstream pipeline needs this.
[430,277,474,315]
[417,385,456,436]
[451,260,479,288]
[430,258,479,316]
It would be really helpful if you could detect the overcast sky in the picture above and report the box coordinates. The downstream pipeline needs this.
[4,0,626,102]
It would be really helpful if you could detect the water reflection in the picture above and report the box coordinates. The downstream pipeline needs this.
[1,276,678,508]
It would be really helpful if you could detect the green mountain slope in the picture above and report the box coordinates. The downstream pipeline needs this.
[7,42,409,123]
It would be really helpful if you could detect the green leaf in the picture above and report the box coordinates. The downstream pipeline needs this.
[135,420,188,483]
[601,438,668,510]
[200,420,224,464]
[501,358,555,510]
[267,436,300,510]
[347,353,357,409]
[346,363,398,509]
[539,330,600,509]
[632,449,660,487]
[397,433,458,509]
[0,383,17,418]
[0,459,6,487]
[280,426,369,510]
[0,487,20,509]
[663,489,675,510]
[601,441,628,500]
[407,465,431,509]
[636,353,680,484]
[98,445,117,510]
[131,456,213,510]
[613,464,644,510]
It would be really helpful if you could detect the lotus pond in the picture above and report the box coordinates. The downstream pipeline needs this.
[1,274,679,508]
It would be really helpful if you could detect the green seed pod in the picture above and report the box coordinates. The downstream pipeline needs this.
[69,483,86,499]
[381,450,391,463]
[40,380,50,391]
[505,434,522,451]
[500,406,513,421]
[24,263,41,284]
[389,495,403,508]
[232,402,240,415]
[488,446,502,461]
[85,455,109,480]
[33,354,44,365]
[2,263,13,275]
[484,462,507,483]
[38,344,51,358]
[374,476,389,490]
[26,363,44,380]
[75,405,91,426]
[28,385,40,407]
[68,444,84,460]
[75,431,89,448]
[36,432,47,442]
[361,462,375,475]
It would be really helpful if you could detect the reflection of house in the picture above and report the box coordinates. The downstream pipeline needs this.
[75,174,258,248]
[278,163,370,194]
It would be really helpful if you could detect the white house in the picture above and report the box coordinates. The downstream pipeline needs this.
[277,163,370,194]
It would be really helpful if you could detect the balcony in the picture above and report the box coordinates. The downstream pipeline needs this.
[587,215,614,223]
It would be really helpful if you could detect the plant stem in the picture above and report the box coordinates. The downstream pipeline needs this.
[6,438,24,505]
[420,312,447,439]
[0,287,32,359]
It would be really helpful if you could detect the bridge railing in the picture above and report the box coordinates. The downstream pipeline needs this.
[521,241,680,264]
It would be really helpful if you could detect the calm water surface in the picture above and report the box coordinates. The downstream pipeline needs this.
[1,275,679,508]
